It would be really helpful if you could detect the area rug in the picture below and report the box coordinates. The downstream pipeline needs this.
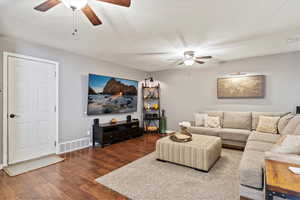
[4,155,64,176]
[96,149,243,200]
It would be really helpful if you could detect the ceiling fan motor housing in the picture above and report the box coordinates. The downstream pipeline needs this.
[184,51,195,58]
[62,0,88,10]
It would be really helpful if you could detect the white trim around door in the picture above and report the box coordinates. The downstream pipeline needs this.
[2,52,59,167]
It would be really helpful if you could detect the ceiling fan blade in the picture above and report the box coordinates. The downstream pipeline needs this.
[82,5,102,26]
[195,60,205,64]
[34,0,61,12]
[96,0,131,7]
[195,56,212,59]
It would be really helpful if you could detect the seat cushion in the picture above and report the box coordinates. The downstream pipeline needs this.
[245,140,274,152]
[248,132,281,144]
[223,111,252,130]
[219,128,251,142]
[239,150,265,189]
[252,112,289,130]
[187,126,220,137]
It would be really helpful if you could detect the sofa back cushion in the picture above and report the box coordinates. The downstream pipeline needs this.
[278,114,295,134]
[252,112,289,130]
[223,111,252,130]
[282,115,300,136]
[204,111,224,127]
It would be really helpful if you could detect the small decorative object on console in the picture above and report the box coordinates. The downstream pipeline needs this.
[147,126,158,132]
[126,115,131,122]
[94,118,99,125]
[110,118,118,124]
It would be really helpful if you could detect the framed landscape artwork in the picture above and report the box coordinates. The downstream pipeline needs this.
[217,75,265,98]
[87,74,138,115]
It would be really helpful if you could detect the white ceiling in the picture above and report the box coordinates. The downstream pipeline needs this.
[1,0,300,71]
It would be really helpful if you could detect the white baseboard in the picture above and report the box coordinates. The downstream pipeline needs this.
[0,164,3,170]
[58,137,91,154]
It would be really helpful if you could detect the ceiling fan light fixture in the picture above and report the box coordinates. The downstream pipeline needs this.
[62,0,88,10]
[184,58,195,66]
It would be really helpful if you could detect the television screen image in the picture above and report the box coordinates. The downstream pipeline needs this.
[87,74,138,115]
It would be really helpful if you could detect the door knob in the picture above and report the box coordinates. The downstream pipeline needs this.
[9,114,16,118]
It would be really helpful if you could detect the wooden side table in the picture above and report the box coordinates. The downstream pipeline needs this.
[265,159,300,200]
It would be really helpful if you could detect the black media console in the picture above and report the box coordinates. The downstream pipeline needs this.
[92,120,143,147]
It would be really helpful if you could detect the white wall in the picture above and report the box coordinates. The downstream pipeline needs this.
[154,52,300,130]
[0,37,146,164]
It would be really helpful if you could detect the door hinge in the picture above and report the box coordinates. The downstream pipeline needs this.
[54,71,57,77]
[54,141,57,147]
[54,106,56,112]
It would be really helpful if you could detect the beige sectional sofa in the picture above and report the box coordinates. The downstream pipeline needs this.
[188,111,300,200]
[189,111,289,149]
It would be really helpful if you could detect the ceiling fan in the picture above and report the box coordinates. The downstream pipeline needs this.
[34,0,131,26]
[176,51,212,66]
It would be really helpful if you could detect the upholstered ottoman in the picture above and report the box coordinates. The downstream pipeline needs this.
[156,134,221,172]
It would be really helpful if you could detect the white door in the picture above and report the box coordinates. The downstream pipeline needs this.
[8,56,57,164]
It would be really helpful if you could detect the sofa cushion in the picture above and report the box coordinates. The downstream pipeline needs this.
[278,114,295,134]
[223,112,252,130]
[248,132,280,144]
[256,116,280,134]
[265,151,300,165]
[222,140,246,148]
[282,116,300,136]
[219,128,251,142]
[239,150,265,189]
[245,140,274,152]
[194,113,208,127]
[295,124,300,135]
[187,126,219,137]
[205,116,221,128]
[271,135,300,154]
[252,112,289,130]
[205,111,224,127]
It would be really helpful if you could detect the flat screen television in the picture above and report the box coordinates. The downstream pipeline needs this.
[87,74,138,115]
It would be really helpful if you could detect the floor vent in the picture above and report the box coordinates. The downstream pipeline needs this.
[58,137,91,154]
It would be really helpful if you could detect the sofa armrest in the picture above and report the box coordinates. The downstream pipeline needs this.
[265,151,300,165]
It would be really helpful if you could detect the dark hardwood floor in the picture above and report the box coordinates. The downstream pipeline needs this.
[0,134,248,200]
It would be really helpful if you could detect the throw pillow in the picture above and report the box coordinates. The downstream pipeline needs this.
[205,116,221,128]
[256,116,280,134]
[271,135,300,154]
[194,113,208,127]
